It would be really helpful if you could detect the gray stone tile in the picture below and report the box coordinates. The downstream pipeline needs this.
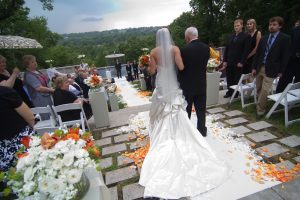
[231,125,251,135]
[225,117,248,125]
[102,129,121,138]
[278,135,300,147]
[102,143,127,156]
[247,131,277,142]
[224,110,244,117]
[238,188,283,200]
[272,177,300,200]
[211,113,226,120]
[109,186,118,200]
[122,183,145,200]
[256,143,289,158]
[100,157,113,169]
[207,107,226,114]
[95,137,112,147]
[276,160,295,171]
[117,155,134,166]
[247,121,272,130]
[114,132,137,143]
[105,166,137,185]
[293,156,300,163]
[239,137,254,146]
[130,139,148,150]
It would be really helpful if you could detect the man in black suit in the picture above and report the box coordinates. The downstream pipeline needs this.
[222,19,250,98]
[115,60,122,78]
[179,27,210,137]
[252,16,291,117]
[276,20,300,92]
[132,60,139,80]
[126,61,133,82]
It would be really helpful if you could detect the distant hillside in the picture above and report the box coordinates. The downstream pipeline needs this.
[59,26,162,46]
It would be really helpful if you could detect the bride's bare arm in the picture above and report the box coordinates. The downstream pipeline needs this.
[174,46,184,71]
[148,49,157,75]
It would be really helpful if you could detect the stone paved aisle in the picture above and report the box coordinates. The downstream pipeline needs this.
[94,106,300,200]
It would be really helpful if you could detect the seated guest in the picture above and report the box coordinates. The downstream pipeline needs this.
[68,77,83,96]
[0,86,35,171]
[53,76,92,122]
[75,71,90,98]
[0,55,33,107]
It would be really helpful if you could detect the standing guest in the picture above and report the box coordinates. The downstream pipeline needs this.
[179,27,210,137]
[133,60,139,80]
[0,55,33,107]
[222,19,250,98]
[23,55,54,115]
[126,61,133,82]
[276,19,300,92]
[115,60,122,78]
[53,76,92,122]
[252,16,291,118]
[244,19,262,74]
[0,86,35,170]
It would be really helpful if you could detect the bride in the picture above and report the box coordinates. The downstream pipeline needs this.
[139,28,229,199]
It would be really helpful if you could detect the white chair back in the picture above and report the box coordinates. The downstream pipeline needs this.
[52,103,90,132]
[31,105,57,130]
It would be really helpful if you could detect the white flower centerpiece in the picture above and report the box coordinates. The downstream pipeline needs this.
[6,126,100,200]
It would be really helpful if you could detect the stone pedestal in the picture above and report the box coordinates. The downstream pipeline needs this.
[207,72,221,106]
[139,75,147,91]
[109,93,119,111]
[89,87,110,128]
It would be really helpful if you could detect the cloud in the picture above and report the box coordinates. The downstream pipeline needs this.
[81,17,103,22]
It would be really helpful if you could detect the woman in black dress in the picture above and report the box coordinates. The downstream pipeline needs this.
[52,76,92,122]
[244,19,262,74]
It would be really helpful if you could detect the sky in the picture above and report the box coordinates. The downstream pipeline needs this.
[25,0,191,34]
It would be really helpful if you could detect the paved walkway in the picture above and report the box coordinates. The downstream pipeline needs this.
[93,105,300,200]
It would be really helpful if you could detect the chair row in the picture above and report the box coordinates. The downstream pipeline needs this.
[31,103,90,134]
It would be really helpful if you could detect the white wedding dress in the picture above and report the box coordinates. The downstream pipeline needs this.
[139,28,230,199]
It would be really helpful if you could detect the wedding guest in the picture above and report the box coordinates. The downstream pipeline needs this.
[53,76,92,122]
[75,71,90,98]
[222,19,250,98]
[0,55,33,107]
[244,19,262,74]
[115,59,122,78]
[252,16,291,118]
[68,77,83,96]
[126,61,133,82]
[23,55,54,115]
[276,19,300,92]
[0,86,35,170]
[133,60,139,80]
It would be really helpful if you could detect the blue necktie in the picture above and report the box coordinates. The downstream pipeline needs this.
[263,35,274,63]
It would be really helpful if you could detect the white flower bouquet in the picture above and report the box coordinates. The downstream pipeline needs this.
[207,58,220,73]
[6,127,100,200]
[106,83,117,94]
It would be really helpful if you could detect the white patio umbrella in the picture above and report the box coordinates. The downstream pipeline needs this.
[0,35,43,49]
[104,53,125,59]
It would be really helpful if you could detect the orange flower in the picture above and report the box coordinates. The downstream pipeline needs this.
[17,152,28,158]
[63,133,80,141]
[41,133,58,149]
[21,136,31,148]
[68,127,80,135]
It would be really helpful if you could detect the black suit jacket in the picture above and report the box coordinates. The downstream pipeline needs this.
[179,39,210,95]
[223,32,250,66]
[252,32,291,78]
[291,26,300,58]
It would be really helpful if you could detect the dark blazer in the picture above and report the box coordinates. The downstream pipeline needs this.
[179,39,210,95]
[291,26,300,58]
[223,32,250,66]
[252,32,291,78]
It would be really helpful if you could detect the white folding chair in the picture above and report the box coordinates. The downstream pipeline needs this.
[52,103,90,132]
[266,82,300,127]
[271,77,280,94]
[31,106,58,131]
[229,73,257,108]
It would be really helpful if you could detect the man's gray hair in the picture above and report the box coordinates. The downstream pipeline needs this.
[185,27,198,37]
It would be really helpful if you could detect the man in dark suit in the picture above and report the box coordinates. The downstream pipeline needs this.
[126,61,133,82]
[132,60,139,80]
[222,19,250,98]
[252,16,291,117]
[115,60,122,78]
[276,20,300,92]
[179,27,210,137]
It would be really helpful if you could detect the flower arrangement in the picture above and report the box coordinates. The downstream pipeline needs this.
[106,83,117,94]
[84,75,103,89]
[4,126,100,200]
[139,54,150,68]
[207,58,220,73]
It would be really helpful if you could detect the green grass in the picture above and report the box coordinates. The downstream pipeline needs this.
[225,100,300,136]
